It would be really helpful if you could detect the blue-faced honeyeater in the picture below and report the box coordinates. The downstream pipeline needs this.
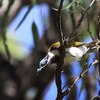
[37,39,100,72]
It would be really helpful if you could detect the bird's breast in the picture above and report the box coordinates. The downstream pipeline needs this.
[64,46,88,64]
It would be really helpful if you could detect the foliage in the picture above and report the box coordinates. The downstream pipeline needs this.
[0,31,27,60]
[0,0,99,100]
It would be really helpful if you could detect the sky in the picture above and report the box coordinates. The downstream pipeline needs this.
[8,3,99,100]
[9,3,49,54]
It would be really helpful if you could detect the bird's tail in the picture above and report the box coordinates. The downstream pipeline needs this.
[86,39,100,53]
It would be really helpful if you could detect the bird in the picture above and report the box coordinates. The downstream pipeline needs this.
[37,39,100,72]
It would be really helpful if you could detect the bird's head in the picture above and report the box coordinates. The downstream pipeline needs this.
[37,42,60,72]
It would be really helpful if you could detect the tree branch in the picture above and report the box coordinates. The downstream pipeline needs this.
[62,59,98,98]
[69,0,96,39]
[55,0,65,100]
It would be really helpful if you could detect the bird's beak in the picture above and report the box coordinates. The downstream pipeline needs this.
[37,52,55,73]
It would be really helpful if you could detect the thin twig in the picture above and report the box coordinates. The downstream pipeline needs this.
[62,59,98,98]
[55,0,65,100]
[62,0,77,11]
[68,0,96,39]
[52,0,77,11]
[65,0,77,10]
[15,4,32,30]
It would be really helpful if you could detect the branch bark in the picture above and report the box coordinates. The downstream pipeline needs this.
[55,0,65,100]
[62,59,98,98]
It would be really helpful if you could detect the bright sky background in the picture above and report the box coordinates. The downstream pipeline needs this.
[9,3,49,54]
[8,3,99,100]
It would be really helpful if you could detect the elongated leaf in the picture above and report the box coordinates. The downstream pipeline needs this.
[0,32,27,60]
[32,22,39,49]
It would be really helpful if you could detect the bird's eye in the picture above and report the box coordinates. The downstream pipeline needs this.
[40,60,48,67]
[39,54,51,68]
[39,57,48,67]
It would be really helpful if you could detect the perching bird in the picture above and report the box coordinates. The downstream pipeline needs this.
[37,39,100,72]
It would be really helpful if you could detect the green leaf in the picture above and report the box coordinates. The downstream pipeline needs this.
[0,31,28,60]
[32,22,39,49]
[81,23,96,40]
[32,0,36,5]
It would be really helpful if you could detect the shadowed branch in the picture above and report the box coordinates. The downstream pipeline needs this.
[62,59,98,97]
[69,0,96,39]
[55,0,65,100]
